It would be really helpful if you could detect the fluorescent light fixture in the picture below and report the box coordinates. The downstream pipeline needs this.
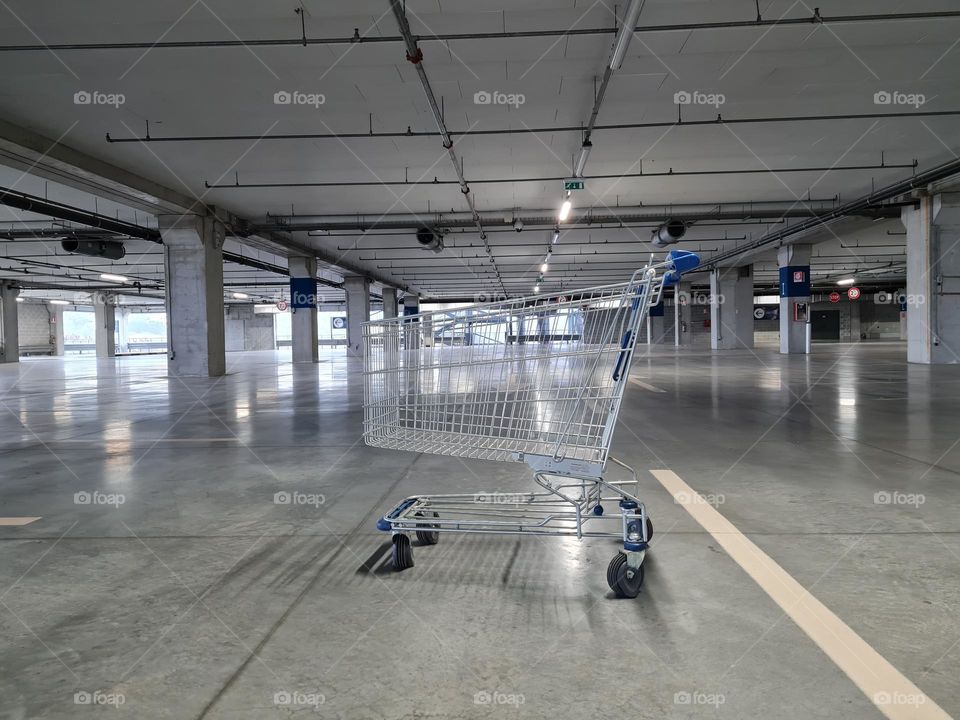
[540,263,549,273]
[49,299,69,305]
[558,200,572,222]
[15,297,23,302]
[552,229,560,244]
[232,292,250,299]
[534,285,540,293]
[609,0,646,71]
[573,140,592,177]
[836,278,856,286]
[100,273,130,283]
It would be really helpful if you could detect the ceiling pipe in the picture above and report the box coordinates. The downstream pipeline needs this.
[9,10,959,53]
[108,109,960,144]
[388,0,505,296]
[257,199,872,232]
[0,187,161,241]
[700,156,960,269]
[204,160,917,190]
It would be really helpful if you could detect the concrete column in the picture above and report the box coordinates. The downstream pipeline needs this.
[92,293,116,358]
[288,256,319,363]
[778,245,812,355]
[0,283,19,363]
[710,265,754,350]
[382,287,398,320]
[344,275,370,358]
[675,283,693,346]
[904,193,960,364]
[849,301,862,342]
[403,294,420,350]
[116,307,131,353]
[649,301,665,343]
[159,213,226,377]
[898,288,908,341]
[51,305,65,356]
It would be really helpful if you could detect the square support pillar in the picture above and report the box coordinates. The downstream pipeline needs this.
[288,256,319,363]
[344,276,370,358]
[403,294,420,350]
[382,288,399,320]
[116,307,131,354]
[675,283,693,346]
[0,283,19,363]
[710,265,754,350]
[904,194,960,364]
[778,245,812,355]
[159,214,226,377]
[92,293,116,358]
[52,304,65,356]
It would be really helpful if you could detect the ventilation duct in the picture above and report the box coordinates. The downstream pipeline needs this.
[416,227,443,253]
[61,238,126,260]
[651,219,686,247]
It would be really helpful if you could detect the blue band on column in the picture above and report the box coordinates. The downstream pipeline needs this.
[290,277,317,308]
[779,266,810,297]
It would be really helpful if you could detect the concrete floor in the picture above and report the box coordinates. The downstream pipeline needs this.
[0,344,957,719]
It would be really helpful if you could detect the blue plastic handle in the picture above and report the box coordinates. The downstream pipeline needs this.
[667,249,700,275]
[612,330,632,381]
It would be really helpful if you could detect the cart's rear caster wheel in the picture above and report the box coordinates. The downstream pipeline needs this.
[415,511,440,545]
[392,534,414,570]
[607,552,644,598]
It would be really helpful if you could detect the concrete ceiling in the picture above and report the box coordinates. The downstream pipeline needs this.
[1,0,958,300]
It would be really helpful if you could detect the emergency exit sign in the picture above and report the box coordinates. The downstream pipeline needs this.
[563,178,585,191]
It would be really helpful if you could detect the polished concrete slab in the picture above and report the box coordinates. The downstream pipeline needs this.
[0,344,957,718]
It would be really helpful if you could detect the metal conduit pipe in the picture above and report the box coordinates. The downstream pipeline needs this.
[205,160,917,190]
[5,10,959,52]
[256,200,876,232]
[107,110,960,144]
[388,0,505,296]
[700,156,960,269]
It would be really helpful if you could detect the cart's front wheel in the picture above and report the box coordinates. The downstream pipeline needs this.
[414,511,440,545]
[392,534,414,570]
[607,552,644,598]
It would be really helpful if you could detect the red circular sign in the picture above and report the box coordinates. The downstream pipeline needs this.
[829,292,840,303]
[847,287,861,300]
[276,300,288,311]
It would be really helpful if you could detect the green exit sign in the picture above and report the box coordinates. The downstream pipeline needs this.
[563,178,585,191]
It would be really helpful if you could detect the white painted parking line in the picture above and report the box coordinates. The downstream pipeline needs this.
[0,517,41,526]
[651,468,952,720]
[629,378,666,393]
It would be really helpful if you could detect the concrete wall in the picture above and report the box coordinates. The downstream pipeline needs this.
[18,303,55,354]
[225,306,276,351]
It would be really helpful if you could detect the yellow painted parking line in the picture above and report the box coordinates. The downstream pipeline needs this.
[629,378,666,393]
[651,469,951,720]
[0,517,41,526]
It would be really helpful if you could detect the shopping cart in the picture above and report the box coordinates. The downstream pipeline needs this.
[363,249,699,598]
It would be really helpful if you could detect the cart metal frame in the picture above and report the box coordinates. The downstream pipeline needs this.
[363,251,698,597]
